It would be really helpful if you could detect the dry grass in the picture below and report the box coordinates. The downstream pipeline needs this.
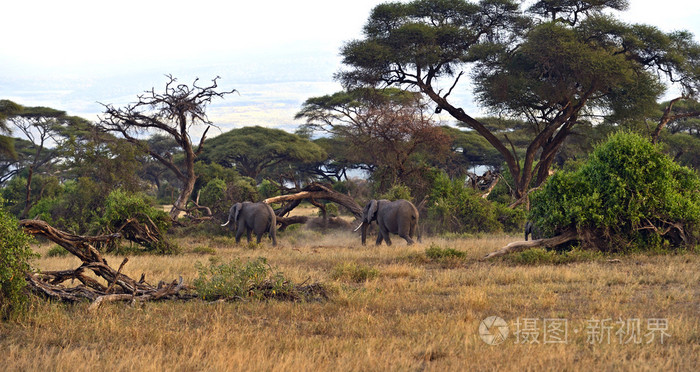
[2,229,698,371]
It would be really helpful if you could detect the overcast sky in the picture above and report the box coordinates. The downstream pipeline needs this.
[2,0,699,137]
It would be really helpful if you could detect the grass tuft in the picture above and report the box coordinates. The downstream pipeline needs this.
[330,262,380,282]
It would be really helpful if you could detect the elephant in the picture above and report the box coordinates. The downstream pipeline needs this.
[355,199,420,246]
[524,221,542,241]
[221,202,277,246]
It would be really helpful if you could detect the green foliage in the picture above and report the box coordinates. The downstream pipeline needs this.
[505,247,602,265]
[27,177,104,234]
[257,179,280,200]
[425,244,466,260]
[193,257,297,301]
[0,197,36,320]
[377,184,412,201]
[200,126,326,181]
[199,178,227,216]
[226,178,260,204]
[330,262,379,283]
[2,174,61,217]
[101,189,171,232]
[531,132,700,251]
[426,172,505,234]
[45,246,70,257]
[100,189,176,254]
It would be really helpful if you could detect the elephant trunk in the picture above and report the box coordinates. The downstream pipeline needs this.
[361,221,368,246]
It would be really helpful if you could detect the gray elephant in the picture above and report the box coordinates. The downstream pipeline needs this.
[524,220,541,241]
[355,199,420,246]
[221,202,277,246]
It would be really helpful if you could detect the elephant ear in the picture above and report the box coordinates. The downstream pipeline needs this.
[233,203,243,223]
[366,199,378,222]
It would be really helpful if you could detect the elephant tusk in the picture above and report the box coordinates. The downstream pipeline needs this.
[221,221,229,227]
[353,222,363,232]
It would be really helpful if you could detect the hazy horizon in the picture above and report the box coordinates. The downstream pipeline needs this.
[2,0,698,140]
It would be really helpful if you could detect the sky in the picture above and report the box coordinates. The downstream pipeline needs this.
[2,0,699,139]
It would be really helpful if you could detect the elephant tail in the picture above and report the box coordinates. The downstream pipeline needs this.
[412,213,422,243]
[269,210,278,246]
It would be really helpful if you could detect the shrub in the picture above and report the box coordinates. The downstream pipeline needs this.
[225,178,260,204]
[45,246,70,257]
[0,197,36,320]
[425,172,504,234]
[506,247,602,265]
[378,184,413,201]
[26,177,104,234]
[425,244,467,260]
[99,189,177,254]
[530,131,700,252]
[330,262,379,283]
[193,257,297,301]
[199,178,227,216]
[257,179,280,200]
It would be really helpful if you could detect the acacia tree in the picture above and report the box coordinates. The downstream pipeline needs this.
[339,0,700,202]
[100,75,236,219]
[296,88,449,192]
[0,101,87,217]
[200,126,327,183]
[0,100,22,159]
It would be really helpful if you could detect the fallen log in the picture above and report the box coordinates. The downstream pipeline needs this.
[263,182,363,219]
[19,219,193,307]
[482,230,579,260]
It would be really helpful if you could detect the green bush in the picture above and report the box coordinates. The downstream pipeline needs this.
[45,246,70,257]
[1,174,61,217]
[378,184,413,201]
[425,244,467,260]
[257,179,280,200]
[530,131,700,252]
[0,197,36,320]
[101,189,171,232]
[193,257,296,301]
[199,178,227,216]
[506,247,602,265]
[330,262,379,283]
[26,177,104,234]
[425,172,504,234]
[99,189,177,254]
[225,178,260,203]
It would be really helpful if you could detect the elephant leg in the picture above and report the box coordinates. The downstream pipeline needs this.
[398,232,414,245]
[255,230,263,244]
[375,230,384,246]
[399,223,415,245]
[381,227,392,246]
[246,229,253,243]
[235,220,246,244]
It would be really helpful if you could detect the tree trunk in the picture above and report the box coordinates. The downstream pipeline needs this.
[263,183,363,219]
[482,230,579,259]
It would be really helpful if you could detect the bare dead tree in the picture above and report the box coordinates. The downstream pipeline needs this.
[19,219,193,309]
[652,96,700,144]
[99,75,236,220]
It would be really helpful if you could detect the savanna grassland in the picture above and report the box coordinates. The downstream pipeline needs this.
[1,227,698,372]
